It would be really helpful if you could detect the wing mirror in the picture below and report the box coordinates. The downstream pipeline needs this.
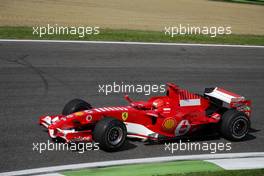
[124,94,133,103]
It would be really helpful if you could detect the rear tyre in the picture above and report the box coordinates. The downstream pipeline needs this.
[62,99,92,115]
[93,117,127,152]
[220,109,250,141]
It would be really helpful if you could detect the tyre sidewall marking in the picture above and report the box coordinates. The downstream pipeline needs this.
[230,116,248,139]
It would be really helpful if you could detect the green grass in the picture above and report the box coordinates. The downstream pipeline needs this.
[212,0,264,5]
[163,169,264,176]
[1,26,264,45]
[63,161,222,176]
[62,160,264,176]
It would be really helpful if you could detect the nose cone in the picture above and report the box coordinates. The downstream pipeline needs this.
[39,115,52,128]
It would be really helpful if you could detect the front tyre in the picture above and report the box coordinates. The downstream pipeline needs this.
[62,99,92,115]
[220,109,250,141]
[93,117,127,152]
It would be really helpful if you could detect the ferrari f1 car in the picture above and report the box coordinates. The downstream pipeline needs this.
[40,83,252,151]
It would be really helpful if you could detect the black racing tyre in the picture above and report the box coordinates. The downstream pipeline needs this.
[220,109,250,141]
[62,99,92,115]
[93,117,127,152]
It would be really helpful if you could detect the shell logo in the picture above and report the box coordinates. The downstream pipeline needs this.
[162,118,176,131]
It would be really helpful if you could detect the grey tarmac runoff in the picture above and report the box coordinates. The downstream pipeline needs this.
[0,40,263,172]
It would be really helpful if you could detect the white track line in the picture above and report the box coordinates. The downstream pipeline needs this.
[35,174,64,176]
[207,157,264,170]
[1,152,264,176]
[0,39,264,48]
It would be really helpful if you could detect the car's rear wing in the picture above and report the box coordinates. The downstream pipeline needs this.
[205,87,251,117]
[204,87,244,104]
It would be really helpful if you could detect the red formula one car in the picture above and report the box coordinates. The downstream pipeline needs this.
[39,83,252,151]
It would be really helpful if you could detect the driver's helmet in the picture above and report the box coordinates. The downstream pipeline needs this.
[152,98,165,109]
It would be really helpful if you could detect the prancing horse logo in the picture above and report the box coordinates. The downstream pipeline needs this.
[122,112,128,121]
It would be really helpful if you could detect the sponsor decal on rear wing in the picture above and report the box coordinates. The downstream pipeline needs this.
[205,87,252,117]
[205,87,244,104]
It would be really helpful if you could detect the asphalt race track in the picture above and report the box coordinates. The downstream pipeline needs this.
[0,41,263,172]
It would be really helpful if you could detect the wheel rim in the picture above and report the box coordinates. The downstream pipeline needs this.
[232,117,248,138]
[107,127,123,146]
